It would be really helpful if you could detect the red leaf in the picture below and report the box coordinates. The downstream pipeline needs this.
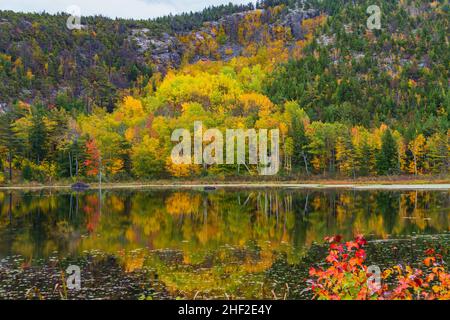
[355,249,366,260]
[346,241,359,251]
[355,234,367,246]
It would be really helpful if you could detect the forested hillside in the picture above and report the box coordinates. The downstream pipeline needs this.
[0,0,448,184]
[266,0,449,133]
[0,2,256,111]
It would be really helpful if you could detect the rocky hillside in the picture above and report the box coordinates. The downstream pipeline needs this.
[0,0,448,128]
[0,1,318,111]
[0,2,257,110]
[131,7,319,73]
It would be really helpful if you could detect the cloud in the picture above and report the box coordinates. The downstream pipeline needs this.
[0,0,255,19]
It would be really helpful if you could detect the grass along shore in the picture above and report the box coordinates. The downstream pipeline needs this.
[0,175,449,191]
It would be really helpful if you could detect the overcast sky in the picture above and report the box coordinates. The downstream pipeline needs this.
[0,0,255,19]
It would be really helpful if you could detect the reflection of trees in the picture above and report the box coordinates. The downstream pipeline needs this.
[0,191,86,258]
[1,190,449,259]
[0,189,448,297]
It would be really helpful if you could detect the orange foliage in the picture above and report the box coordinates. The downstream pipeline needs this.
[84,139,100,177]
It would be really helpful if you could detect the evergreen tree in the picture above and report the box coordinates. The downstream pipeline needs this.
[376,129,399,175]
[0,110,23,181]
[29,115,48,164]
[286,102,311,174]
[358,140,373,177]
[292,119,310,174]
[22,162,32,181]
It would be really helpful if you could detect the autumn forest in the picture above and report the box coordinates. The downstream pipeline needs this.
[0,0,449,184]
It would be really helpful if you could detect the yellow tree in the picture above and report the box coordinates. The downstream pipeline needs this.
[165,157,200,177]
[284,137,294,173]
[425,132,448,174]
[131,135,166,178]
[408,134,426,175]
[336,136,354,177]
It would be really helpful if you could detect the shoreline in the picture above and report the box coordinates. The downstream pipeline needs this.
[1,180,449,191]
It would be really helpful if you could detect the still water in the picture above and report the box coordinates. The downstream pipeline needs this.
[0,188,449,299]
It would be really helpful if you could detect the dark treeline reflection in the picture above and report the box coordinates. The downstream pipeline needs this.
[0,189,448,261]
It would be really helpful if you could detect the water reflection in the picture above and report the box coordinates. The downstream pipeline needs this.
[0,189,448,299]
[0,189,448,258]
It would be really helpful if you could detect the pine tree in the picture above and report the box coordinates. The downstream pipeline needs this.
[29,114,48,164]
[22,162,32,181]
[376,129,399,175]
[285,102,310,174]
[292,120,310,174]
[358,140,373,176]
[0,110,24,181]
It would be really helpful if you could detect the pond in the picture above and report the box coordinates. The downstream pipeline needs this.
[0,188,449,299]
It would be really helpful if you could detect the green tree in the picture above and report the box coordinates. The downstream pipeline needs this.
[0,110,23,181]
[29,114,48,164]
[285,102,310,174]
[358,140,373,177]
[376,129,399,175]
[22,162,32,181]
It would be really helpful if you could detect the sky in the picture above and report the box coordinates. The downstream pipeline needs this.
[0,0,255,19]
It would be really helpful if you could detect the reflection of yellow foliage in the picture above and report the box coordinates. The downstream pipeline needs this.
[125,228,138,243]
[166,193,201,215]
[367,215,387,239]
[124,252,145,273]
[197,223,219,244]
[242,248,274,273]
[108,195,125,212]
[2,189,449,299]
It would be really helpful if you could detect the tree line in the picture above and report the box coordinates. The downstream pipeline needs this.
[0,0,448,183]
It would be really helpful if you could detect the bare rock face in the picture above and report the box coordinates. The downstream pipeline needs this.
[0,103,8,114]
[148,34,182,73]
[282,8,318,38]
[130,28,152,52]
[130,7,319,74]
[130,30,182,73]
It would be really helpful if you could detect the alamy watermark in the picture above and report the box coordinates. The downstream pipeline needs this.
[66,5,83,30]
[171,121,280,175]
[367,5,381,30]
[66,265,81,290]
[367,265,382,293]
